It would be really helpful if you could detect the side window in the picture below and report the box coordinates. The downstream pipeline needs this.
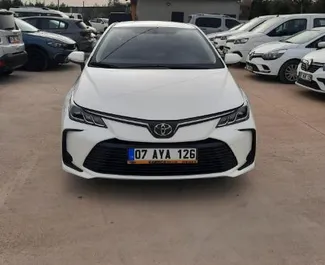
[195,17,222,28]
[24,18,38,27]
[268,19,307,37]
[314,18,325,28]
[225,19,240,29]
[307,35,325,48]
[41,19,67,29]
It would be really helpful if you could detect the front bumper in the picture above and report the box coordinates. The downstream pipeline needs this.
[245,56,281,76]
[224,42,250,63]
[0,51,28,72]
[52,49,77,64]
[295,64,325,93]
[61,107,256,180]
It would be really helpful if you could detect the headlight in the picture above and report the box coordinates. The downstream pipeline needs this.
[262,49,286,60]
[69,100,107,128]
[234,38,249,44]
[216,102,250,128]
[47,41,68,48]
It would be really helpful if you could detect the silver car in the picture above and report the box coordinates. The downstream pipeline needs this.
[21,16,96,52]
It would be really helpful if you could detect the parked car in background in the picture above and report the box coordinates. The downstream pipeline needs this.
[0,10,27,76]
[10,7,69,18]
[15,18,76,71]
[83,19,99,37]
[225,14,325,63]
[89,18,108,33]
[21,16,96,52]
[188,13,241,34]
[208,15,277,51]
[66,13,83,20]
[246,27,325,83]
[108,12,132,25]
[296,48,325,93]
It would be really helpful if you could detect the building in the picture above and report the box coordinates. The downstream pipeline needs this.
[136,0,241,22]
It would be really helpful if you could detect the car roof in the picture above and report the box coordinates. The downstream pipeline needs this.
[22,16,81,21]
[310,27,325,32]
[114,21,196,29]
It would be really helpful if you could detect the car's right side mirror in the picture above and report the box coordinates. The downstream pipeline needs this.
[317,41,325,49]
[68,51,87,70]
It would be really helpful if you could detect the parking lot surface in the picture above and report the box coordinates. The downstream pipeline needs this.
[1,65,325,265]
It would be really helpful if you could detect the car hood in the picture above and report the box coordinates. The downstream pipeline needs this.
[207,30,240,39]
[302,49,325,64]
[228,31,263,41]
[251,41,298,54]
[73,67,245,120]
[27,31,75,44]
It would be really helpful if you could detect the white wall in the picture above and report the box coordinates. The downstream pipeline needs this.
[137,0,240,21]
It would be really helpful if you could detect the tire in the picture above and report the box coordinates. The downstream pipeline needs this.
[279,60,299,84]
[2,70,13,76]
[24,47,48,72]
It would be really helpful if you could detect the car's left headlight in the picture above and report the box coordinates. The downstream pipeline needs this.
[262,49,286,60]
[69,99,107,128]
[234,38,249,44]
[47,41,68,48]
[216,101,250,128]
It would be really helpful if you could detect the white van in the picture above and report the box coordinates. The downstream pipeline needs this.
[225,14,325,63]
[0,10,27,76]
[9,7,69,18]
[207,15,277,50]
[188,13,241,34]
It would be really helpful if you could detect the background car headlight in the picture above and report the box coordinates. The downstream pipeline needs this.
[216,103,250,128]
[47,41,68,48]
[69,100,107,128]
[234,38,248,44]
[262,50,286,60]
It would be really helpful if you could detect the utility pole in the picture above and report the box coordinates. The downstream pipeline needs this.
[57,0,60,10]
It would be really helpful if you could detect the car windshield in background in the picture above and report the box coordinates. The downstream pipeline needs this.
[252,17,282,33]
[283,30,323,44]
[89,26,223,69]
[238,17,263,31]
[0,12,16,30]
[15,18,38,32]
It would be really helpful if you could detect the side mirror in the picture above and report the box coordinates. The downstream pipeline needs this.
[317,41,325,49]
[68,51,85,64]
[224,53,241,65]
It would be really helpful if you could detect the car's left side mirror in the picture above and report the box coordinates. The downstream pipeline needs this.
[224,53,241,65]
[68,51,86,70]
[317,41,325,49]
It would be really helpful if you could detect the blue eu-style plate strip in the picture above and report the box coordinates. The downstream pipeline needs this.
[128,148,135,161]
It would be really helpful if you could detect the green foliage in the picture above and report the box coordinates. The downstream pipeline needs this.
[250,0,325,18]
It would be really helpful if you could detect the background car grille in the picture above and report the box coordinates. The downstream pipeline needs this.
[83,139,238,176]
[296,78,321,91]
[65,44,76,50]
[301,63,322,73]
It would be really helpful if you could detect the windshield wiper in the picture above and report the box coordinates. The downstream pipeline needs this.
[88,62,121,68]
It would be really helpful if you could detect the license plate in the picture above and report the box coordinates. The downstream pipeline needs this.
[299,72,312,81]
[246,64,253,72]
[127,148,198,164]
[8,36,20,44]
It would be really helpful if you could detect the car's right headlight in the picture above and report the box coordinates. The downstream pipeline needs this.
[69,99,107,128]
[216,101,250,128]
[234,38,249,44]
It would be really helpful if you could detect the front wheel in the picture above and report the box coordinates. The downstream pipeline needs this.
[279,60,299,84]
[25,47,48,72]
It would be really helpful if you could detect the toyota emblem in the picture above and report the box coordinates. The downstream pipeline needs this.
[153,123,173,137]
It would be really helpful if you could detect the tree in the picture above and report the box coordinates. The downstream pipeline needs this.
[249,0,269,19]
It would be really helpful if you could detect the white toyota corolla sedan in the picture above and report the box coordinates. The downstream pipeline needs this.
[62,21,256,180]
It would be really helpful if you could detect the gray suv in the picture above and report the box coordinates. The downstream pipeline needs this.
[21,16,96,52]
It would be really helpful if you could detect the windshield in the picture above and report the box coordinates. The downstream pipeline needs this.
[229,23,243,31]
[0,13,16,30]
[252,17,283,33]
[15,18,38,32]
[238,17,266,32]
[89,26,223,69]
[283,30,322,44]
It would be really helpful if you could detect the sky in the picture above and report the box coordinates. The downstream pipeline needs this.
[24,0,127,6]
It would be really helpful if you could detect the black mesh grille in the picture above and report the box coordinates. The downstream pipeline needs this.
[83,139,238,176]
[296,78,321,90]
[301,63,322,73]
[246,62,259,72]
